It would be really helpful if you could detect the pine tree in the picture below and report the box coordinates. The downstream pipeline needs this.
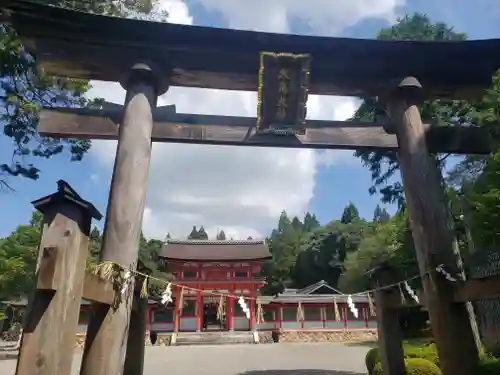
[303,212,320,232]
[340,202,360,224]
[373,205,391,223]
[188,226,199,239]
[197,226,208,240]
[216,230,226,240]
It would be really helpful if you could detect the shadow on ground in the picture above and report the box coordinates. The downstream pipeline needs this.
[344,341,377,348]
[239,370,364,375]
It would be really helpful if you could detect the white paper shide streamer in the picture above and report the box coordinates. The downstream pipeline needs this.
[121,270,132,297]
[403,281,420,304]
[161,283,173,306]
[347,295,359,318]
[238,296,251,319]
[435,265,457,282]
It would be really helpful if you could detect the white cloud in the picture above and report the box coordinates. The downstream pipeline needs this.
[87,0,399,240]
[192,0,403,35]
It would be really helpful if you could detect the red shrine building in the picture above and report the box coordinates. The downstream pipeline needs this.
[146,239,377,334]
[2,239,377,339]
[157,239,271,332]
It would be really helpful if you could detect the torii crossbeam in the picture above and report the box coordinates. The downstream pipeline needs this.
[39,103,491,154]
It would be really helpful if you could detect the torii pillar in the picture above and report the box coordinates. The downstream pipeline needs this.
[383,77,479,375]
[80,63,168,375]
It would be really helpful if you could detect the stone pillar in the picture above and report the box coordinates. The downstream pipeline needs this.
[384,77,479,375]
[80,62,167,375]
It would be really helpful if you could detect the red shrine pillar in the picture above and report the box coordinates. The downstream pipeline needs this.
[173,287,181,332]
[196,291,202,332]
[227,294,234,331]
[249,296,256,331]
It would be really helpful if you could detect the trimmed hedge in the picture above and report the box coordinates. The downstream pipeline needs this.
[373,358,441,375]
[367,342,500,375]
[366,342,439,374]
[365,348,379,375]
[477,355,500,375]
[404,343,439,367]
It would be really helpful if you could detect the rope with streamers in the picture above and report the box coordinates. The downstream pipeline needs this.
[333,296,341,322]
[296,302,305,322]
[346,295,358,319]
[367,293,376,317]
[435,264,457,282]
[161,283,173,305]
[238,296,250,319]
[256,301,265,324]
[404,281,420,304]
[216,295,225,321]
[398,283,406,305]
[91,261,461,305]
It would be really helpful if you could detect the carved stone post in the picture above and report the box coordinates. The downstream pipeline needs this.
[16,180,102,375]
[384,77,479,375]
[369,263,406,375]
[80,63,167,375]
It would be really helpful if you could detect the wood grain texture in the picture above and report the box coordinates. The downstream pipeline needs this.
[16,202,91,375]
[388,94,479,375]
[454,276,500,302]
[124,278,148,375]
[372,271,406,375]
[79,79,157,375]
[82,273,115,305]
[5,1,500,98]
[38,110,492,154]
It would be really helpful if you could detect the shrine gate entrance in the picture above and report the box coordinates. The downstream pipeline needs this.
[3,1,500,375]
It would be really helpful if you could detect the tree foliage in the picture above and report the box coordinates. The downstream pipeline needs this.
[216,230,227,240]
[353,14,468,205]
[0,0,167,188]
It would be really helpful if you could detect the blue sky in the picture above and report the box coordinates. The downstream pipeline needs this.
[1,0,499,239]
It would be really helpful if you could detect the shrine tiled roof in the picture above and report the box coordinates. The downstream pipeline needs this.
[160,239,272,261]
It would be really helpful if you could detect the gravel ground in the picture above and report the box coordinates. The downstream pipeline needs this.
[0,342,371,375]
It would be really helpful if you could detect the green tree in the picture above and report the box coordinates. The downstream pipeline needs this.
[216,230,226,240]
[197,226,208,240]
[0,212,40,300]
[373,204,390,223]
[303,212,320,232]
[339,212,417,293]
[340,202,360,224]
[353,14,468,205]
[188,226,199,239]
[0,0,167,188]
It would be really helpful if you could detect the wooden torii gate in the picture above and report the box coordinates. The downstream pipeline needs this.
[3,1,500,375]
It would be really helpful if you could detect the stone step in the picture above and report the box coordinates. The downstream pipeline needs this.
[174,331,257,346]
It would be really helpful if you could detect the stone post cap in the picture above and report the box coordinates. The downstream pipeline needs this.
[31,179,103,220]
[392,76,424,102]
[120,61,170,96]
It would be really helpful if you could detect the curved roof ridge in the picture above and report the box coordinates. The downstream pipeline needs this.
[166,239,264,245]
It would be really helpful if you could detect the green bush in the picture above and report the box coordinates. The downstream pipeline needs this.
[405,358,441,375]
[372,358,441,375]
[404,343,439,367]
[372,362,383,375]
[365,348,379,375]
[476,355,500,375]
